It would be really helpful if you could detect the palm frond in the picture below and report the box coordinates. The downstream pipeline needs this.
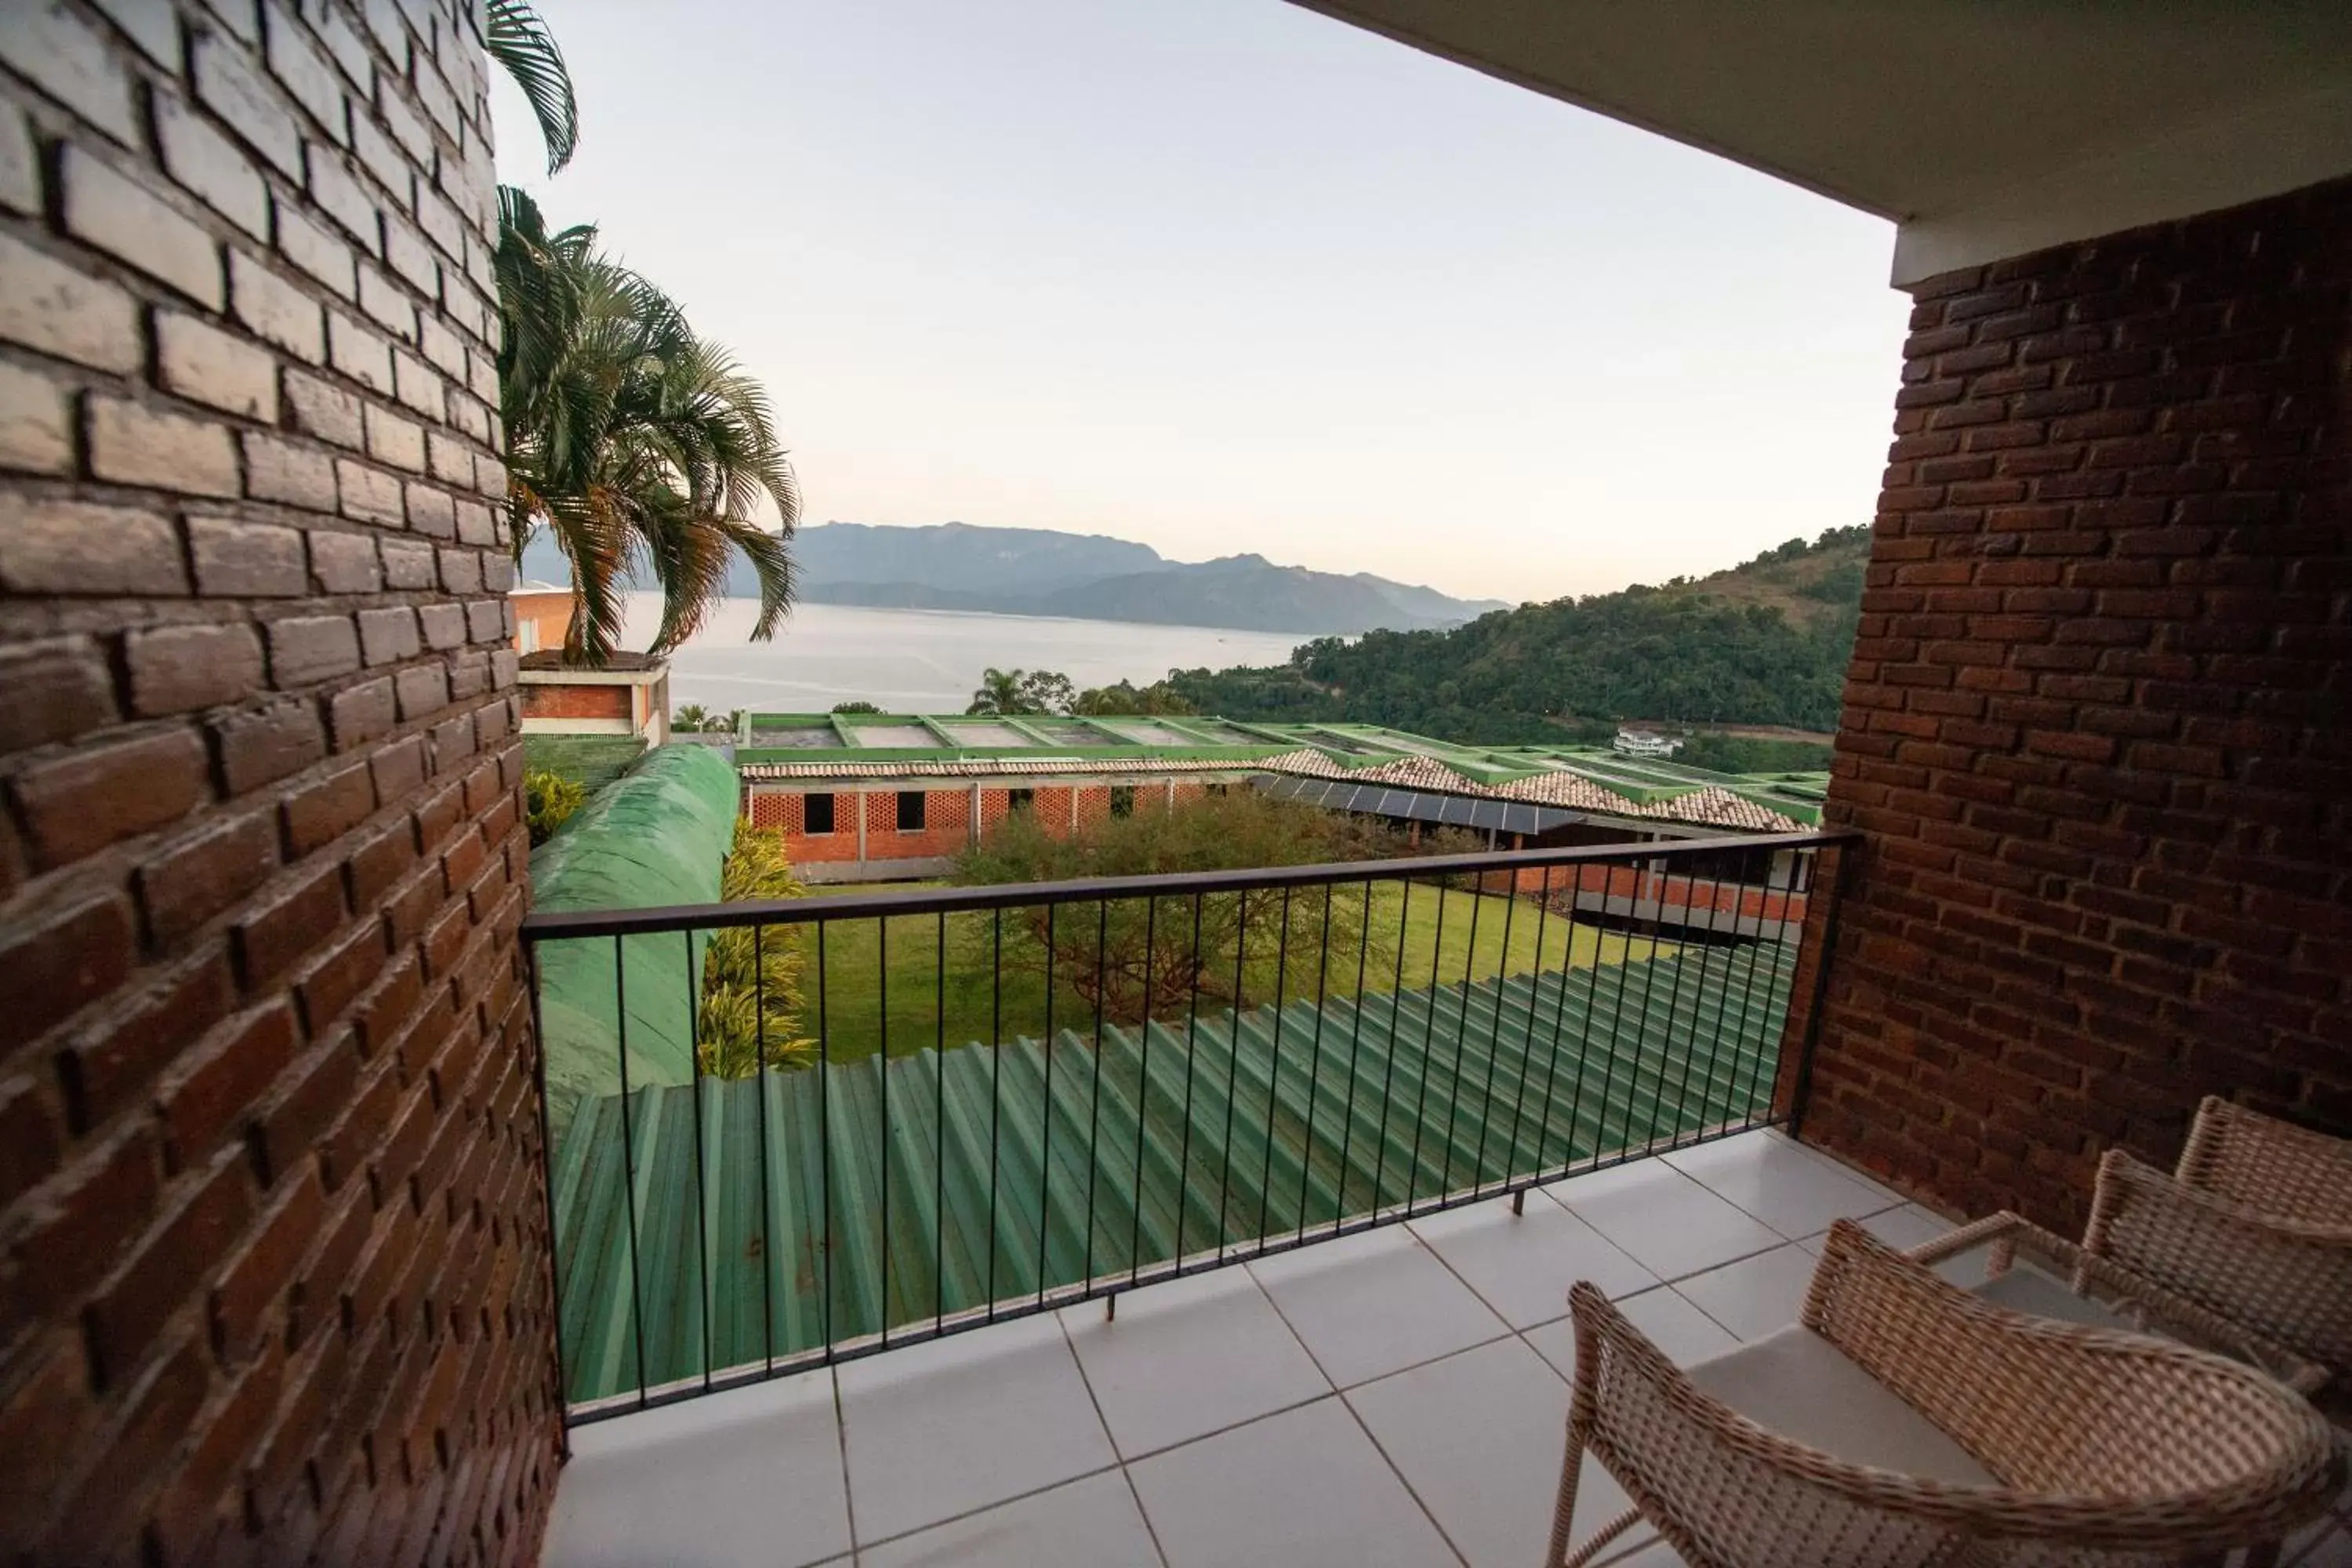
[487,0,578,174]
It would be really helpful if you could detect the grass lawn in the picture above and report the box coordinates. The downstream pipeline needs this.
[782,883,1667,1062]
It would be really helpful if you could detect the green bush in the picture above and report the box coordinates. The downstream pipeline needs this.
[698,818,814,1077]
[524,768,587,845]
[951,791,1486,1024]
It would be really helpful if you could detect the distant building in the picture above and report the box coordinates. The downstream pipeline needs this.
[511,583,673,747]
[1613,728,1682,758]
[510,581,575,654]
[735,714,1821,906]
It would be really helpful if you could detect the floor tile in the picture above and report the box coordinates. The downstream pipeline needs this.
[838,1314,1116,1544]
[1762,1129,1914,1207]
[1671,1243,1818,1340]
[1129,1399,1457,1568]
[1408,1192,1657,1327]
[1249,1224,1508,1387]
[1549,1159,1782,1282]
[858,1472,1162,1568]
[1525,1287,1740,1379]
[1664,1133,1900,1239]
[1348,1338,1574,1568]
[546,1367,848,1568]
[1060,1268,1329,1457]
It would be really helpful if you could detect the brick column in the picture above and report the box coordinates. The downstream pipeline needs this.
[0,3,559,1563]
[1793,176,2351,1231]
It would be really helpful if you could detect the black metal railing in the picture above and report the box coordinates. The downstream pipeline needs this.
[522,830,1855,1422]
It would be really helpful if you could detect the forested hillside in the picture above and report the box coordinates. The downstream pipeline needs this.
[1165,527,1869,739]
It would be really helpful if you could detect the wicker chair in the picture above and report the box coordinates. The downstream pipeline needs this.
[1547,1221,2340,1568]
[2081,1097,2352,1377]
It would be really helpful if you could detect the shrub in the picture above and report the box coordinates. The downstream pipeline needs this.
[698,818,815,1076]
[524,768,587,845]
[949,790,1476,1023]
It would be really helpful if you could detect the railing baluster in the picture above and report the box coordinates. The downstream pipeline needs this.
[935,909,946,1334]
[1469,873,1516,1193]
[1550,865,1596,1177]
[1404,877,1447,1215]
[1329,878,1374,1233]
[1174,892,1204,1260]
[1504,866,1552,1185]
[686,931,712,1392]
[1256,885,1292,1242]
[1437,879,1483,1200]
[1294,883,1335,1242]
[1129,894,1156,1285]
[1727,857,1781,1123]
[818,920,831,1354]
[1652,867,1710,1153]
[1038,902,1054,1309]
[1593,875,1640,1170]
[1369,876,1410,1219]
[753,925,774,1375]
[612,933,648,1406]
[877,913,889,1344]
[1085,900,1108,1287]
[1216,888,1248,1261]
[986,906,1001,1319]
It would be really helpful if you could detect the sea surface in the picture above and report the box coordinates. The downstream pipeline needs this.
[622,593,1312,714]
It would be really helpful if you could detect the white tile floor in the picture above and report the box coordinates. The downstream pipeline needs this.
[541,1128,2347,1567]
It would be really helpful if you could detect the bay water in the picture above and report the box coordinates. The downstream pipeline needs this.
[624,593,1311,714]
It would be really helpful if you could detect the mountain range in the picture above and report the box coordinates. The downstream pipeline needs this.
[520,521,1510,635]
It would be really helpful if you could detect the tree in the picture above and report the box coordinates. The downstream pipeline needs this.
[954,792,1392,1024]
[499,223,799,662]
[488,4,798,666]
[697,819,814,1076]
[1017,670,1076,715]
[967,666,1026,716]
[831,700,881,714]
[486,0,576,173]
[1073,679,1197,716]
[674,703,711,732]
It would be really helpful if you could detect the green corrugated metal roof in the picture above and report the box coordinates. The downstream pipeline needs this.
[533,744,740,1134]
[550,942,1793,1406]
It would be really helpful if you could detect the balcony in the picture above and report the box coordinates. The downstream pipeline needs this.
[520,833,2352,1566]
[521,833,1851,1563]
[546,1126,1935,1567]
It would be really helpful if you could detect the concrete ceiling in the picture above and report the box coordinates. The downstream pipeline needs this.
[1286,1,2352,283]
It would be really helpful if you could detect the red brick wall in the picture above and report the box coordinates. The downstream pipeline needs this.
[518,682,630,721]
[0,5,558,1563]
[747,786,976,866]
[1797,177,2352,1231]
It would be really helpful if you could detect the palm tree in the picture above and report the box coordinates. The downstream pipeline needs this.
[500,244,797,660]
[674,703,712,732]
[486,0,577,173]
[488,4,798,666]
[967,667,1025,716]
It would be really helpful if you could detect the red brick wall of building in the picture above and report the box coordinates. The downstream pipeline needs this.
[749,781,1177,869]
[1793,177,2351,1232]
[518,682,629,721]
[0,4,559,1562]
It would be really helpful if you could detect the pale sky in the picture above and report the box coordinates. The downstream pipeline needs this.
[494,0,1911,604]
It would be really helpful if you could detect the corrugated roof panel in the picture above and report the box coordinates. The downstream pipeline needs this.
[550,942,1795,1406]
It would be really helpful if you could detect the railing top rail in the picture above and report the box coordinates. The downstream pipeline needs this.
[520,827,1856,941]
